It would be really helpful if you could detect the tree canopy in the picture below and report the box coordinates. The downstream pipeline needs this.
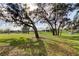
[0,3,79,39]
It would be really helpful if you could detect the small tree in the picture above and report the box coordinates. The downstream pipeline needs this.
[22,24,29,33]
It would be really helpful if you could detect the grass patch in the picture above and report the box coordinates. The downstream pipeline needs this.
[0,32,79,56]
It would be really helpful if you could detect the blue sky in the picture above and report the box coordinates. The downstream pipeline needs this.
[0,20,22,30]
[67,9,78,20]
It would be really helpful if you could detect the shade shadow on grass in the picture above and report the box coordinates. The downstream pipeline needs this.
[0,37,47,56]
[39,37,79,56]
[26,39,47,56]
[60,36,79,55]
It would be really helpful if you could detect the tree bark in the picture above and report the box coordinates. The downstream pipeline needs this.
[45,18,55,35]
[25,13,40,39]
[32,24,40,39]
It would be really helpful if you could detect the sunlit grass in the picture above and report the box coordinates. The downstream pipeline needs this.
[0,32,79,55]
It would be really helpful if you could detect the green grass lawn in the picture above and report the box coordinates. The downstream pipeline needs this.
[0,32,79,56]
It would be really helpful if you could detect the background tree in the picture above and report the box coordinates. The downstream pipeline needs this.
[31,3,73,36]
[22,24,29,33]
[67,3,79,33]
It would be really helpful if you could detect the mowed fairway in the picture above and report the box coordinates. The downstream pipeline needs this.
[0,32,79,56]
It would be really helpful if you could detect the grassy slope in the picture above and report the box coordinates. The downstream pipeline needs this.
[0,32,79,56]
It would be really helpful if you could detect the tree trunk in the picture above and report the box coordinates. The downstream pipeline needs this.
[25,13,39,39]
[45,18,55,35]
[57,23,62,36]
[53,29,58,36]
[32,24,40,39]
[57,29,60,35]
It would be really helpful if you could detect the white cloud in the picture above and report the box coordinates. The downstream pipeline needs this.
[27,3,38,11]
